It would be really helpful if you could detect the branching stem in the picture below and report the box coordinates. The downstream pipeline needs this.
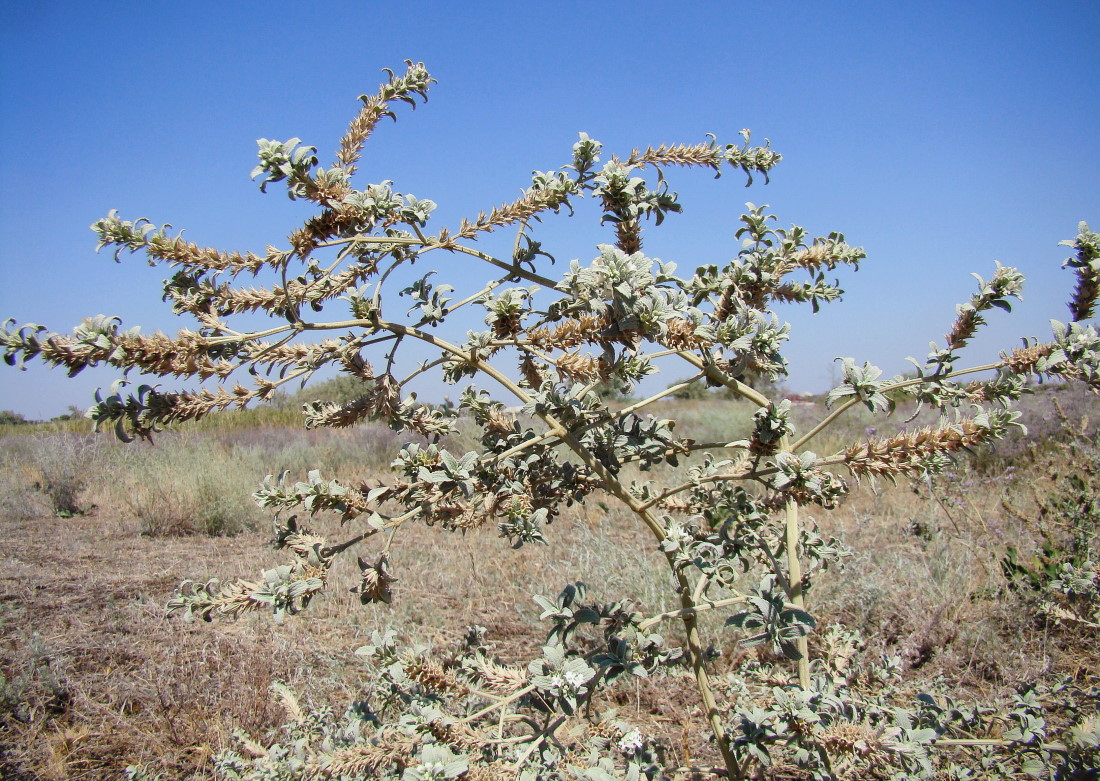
[638,594,748,632]
[460,684,538,725]
[792,360,1005,451]
[366,327,747,777]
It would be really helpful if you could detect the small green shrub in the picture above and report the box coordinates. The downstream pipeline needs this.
[0,410,31,426]
[666,376,712,401]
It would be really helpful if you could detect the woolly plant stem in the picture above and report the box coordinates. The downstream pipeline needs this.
[537,422,740,776]
[783,494,810,687]
[369,319,745,777]
[791,360,1006,451]
[676,350,811,686]
[637,594,748,632]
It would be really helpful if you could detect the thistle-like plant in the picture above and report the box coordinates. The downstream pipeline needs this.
[6,61,1100,779]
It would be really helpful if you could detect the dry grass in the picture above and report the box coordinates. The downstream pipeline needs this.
[0,387,1097,779]
[0,495,697,778]
[0,513,329,778]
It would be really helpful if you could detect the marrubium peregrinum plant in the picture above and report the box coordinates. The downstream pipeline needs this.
[6,61,1100,780]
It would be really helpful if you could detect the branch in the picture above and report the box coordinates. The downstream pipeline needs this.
[792,360,1006,452]
[637,594,748,632]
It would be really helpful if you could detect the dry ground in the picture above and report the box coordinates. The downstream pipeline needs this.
[1,389,1097,778]
[0,505,714,779]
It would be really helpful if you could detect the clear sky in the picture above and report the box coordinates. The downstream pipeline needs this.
[1,0,1097,419]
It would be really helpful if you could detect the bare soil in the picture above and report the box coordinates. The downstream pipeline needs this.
[0,513,367,779]
[0,510,711,779]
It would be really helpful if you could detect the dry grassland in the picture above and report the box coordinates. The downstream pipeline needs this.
[0,389,1096,778]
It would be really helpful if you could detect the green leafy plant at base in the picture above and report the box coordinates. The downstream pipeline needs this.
[4,61,1100,778]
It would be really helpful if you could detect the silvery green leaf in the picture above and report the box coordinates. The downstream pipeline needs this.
[533,595,561,619]
[542,644,565,668]
[440,449,460,474]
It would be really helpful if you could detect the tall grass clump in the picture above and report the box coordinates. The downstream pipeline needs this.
[109,435,262,536]
[0,436,50,520]
[4,61,1100,779]
[107,423,413,536]
[0,432,105,518]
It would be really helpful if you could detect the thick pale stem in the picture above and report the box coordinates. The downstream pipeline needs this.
[486,370,706,468]
[792,361,1005,452]
[637,594,747,632]
[674,352,1015,691]
[559,447,741,778]
[459,684,538,725]
[432,241,559,288]
[398,357,449,387]
[783,496,810,687]
[777,426,809,687]
[676,349,811,687]
[790,397,860,453]
[369,321,743,777]
[614,373,706,417]
[675,350,770,407]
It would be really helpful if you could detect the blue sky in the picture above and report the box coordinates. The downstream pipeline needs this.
[1,1,1097,419]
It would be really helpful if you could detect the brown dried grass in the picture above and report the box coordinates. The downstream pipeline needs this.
[1,387,1097,778]
[0,491,694,778]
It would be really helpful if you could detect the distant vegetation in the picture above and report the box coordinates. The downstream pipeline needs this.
[0,409,30,425]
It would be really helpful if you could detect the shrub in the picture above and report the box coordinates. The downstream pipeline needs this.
[0,410,31,426]
[4,61,1100,778]
[112,437,261,536]
[666,376,712,401]
[17,433,103,517]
